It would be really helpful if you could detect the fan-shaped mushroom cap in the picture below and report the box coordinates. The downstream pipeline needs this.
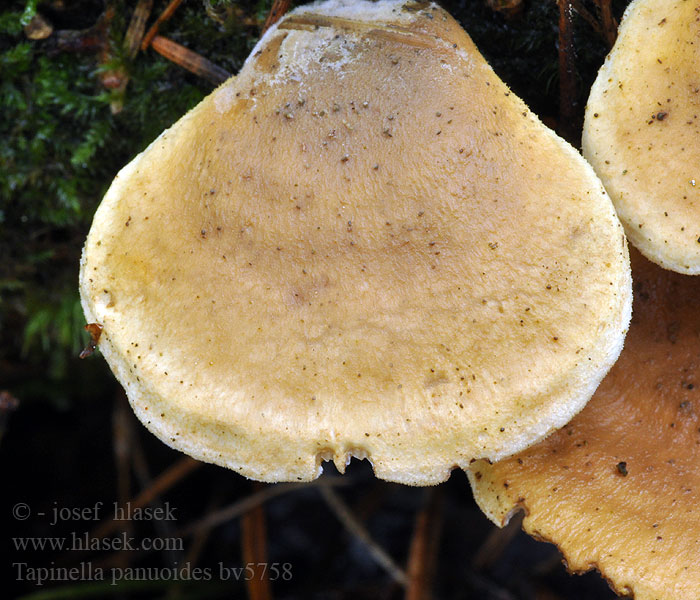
[583,0,700,274]
[468,250,700,599]
[80,0,631,485]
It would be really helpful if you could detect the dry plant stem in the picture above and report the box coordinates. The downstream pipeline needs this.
[94,482,347,571]
[178,479,348,538]
[569,0,604,37]
[53,5,113,54]
[183,493,224,566]
[594,0,617,47]
[141,0,185,50]
[472,511,524,570]
[485,0,524,19]
[242,483,273,600]
[405,487,443,600]
[113,393,132,509]
[92,456,201,540]
[129,417,183,566]
[533,549,568,576]
[352,480,391,522]
[557,0,580,145]
[124,0,154,59]
[112,393,134,569]
[262,0,292,34]
[319,486,408,586]
[150,35,231,85]
[97,4,125,90]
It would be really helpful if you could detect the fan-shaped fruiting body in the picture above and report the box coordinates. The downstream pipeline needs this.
[469,250,700,599]
[80,0,631,485]
[583,0,700,274]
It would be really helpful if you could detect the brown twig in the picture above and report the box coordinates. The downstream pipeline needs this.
[141,0,185,50]
[57,455,199,568]
[557,0,580,145]
[242,483,273,600]
[569,0,604,37]
[112,393,134,569]
[96,3,128,99]
[569,0,617,47]
[594,0,618,47]
[485,0,524,19]
[91,456,201,540]
[91,480,344,571]
[182,492,223,566]
[319,485,407,586]
[124,0,154,59]
[178,478,348,538]
[472,511,524,571]
[150,35,231,85]
[405,487,443,600]
[49,6,113,55]
[112,393,132,508]
[262,0,292,33]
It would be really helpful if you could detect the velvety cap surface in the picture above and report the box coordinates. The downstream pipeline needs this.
[80,0,631,484]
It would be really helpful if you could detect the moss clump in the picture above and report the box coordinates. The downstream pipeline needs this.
[0,0,262,390]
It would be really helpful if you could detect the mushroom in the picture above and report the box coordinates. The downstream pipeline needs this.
[582,0,700,274]
[468,248,700,599]
[80,0,631,485]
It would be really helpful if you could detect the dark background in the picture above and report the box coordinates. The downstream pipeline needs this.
[1,0,630,597]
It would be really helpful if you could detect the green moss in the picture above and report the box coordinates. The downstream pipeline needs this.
[0,0,258,386]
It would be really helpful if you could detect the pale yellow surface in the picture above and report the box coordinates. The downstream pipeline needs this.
[80,0,631,484]
[583,0,700,274]
[469,251,700,599]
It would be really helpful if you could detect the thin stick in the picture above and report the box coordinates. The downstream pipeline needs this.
[178,478,347,538]
[242,483,273,600]
[96,479,351,570]
[141,0,185,50]
[262,0,291,33]
[124,0,154,59]
[319,485,407,586]
[92,456,201,540]
[150,35,231,85]
[472,511,524,570]
[405,487,443,600]
[111,393,133,569]
[569,0,604,37]
[0,390,19,443]
[557,0,580,145]
[594,0,617,47]
[182,492,223,566]
[112,393,132,510]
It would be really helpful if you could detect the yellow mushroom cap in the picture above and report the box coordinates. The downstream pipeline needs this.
[583,0,700,274]
[469,249,700,599]
[80,0,631,485]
